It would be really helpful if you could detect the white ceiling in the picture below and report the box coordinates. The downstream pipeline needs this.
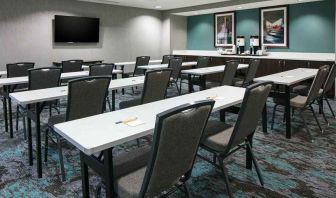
[77,0,231,10]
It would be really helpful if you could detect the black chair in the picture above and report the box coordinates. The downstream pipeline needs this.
[319,64,336,122]
[44,76,111,181]
[234,59,260,87]
[89,63,114,77]
[180,56,210,92]
[207,60,240,89]
[168,57,183,95]
[198,81,273,198]
[133,56,150,77]
[119,69,172,109]
[6,62,35,92]
[61,60,83,73]
[99,100,215,197]
[161,55,175,64]
[271,65,330,141]
[16,67,61,139]
[89,63,115,111]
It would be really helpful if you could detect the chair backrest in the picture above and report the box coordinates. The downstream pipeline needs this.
[221,60,240,86]
[139,100,215,197]
[28,67,61,90]
[168,58,183,80]
[161,55,175,64]
[6,62,35,91]
[242,59,260,86]
[141,69,172,104]
[196,56,209,68]
[66,76,111,121]
[306,65,330,105]
[134,56,150,76]
[225,82,273,152]
[322,64,336,94]
[6,62,35,78]
[61,60,83,73]
[89,63,114,76]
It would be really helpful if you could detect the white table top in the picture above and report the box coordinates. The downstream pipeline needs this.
[0,70,123,84]
[254,68,318,86]
[137,61,198,70]
[0,71,89,86]
[53,85,246,155]
[181,64,249,75]
[10,76,145,105]
[115,59,162,67]
[173,50,335,62]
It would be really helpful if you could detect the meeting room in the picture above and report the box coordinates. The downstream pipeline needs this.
[0,0,335,197]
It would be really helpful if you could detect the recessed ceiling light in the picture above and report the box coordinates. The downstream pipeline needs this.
[155,5,162,9]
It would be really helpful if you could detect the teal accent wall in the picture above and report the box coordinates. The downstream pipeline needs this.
[187,0,335,53]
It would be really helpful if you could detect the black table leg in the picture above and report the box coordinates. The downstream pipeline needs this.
[104,148,115,198]
[8,96,13,138]
[27,109,33,166]
[112,90,116,111]
[35,104,42,178]
[80,152,90,198]
[188,74,193,93]
[200,76,206,90]
[3,94,8,132]
[285,86,291,139]
[246,134,253,169]
[220,109,226,122]
[262,104,268,134]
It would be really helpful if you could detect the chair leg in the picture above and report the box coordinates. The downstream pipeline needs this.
[174,81,181,95]
[218,157,233,198]
[271,104,278,130]
[136,139,141,147]
[106,97,112,112]
[309,105,323,134]
[298,111,314,142]
[325,96,336,118]
[44,128,49,162]
[57,136,66,181]
[246,142,264,186]
[49,105,52,117]
[22,112,27,140]
[182,183,192,198]
[16,106,19,131]
[213,154,217,165]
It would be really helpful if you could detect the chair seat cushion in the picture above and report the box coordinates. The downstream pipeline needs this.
[201,125,234,152]
[114,146,151,197]
[119,98,141,109]
[204,120,232,137]
[234,80,243,87]
[290,95,307,108]
[48,114,66,126]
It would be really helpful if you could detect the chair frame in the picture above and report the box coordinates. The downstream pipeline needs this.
[198,81,273,198]
[138,100,215,197]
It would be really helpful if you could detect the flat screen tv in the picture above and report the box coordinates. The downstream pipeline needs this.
[54,15,100,43]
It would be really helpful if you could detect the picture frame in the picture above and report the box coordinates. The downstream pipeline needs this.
[260,6,289,48]
[214,12,235,47]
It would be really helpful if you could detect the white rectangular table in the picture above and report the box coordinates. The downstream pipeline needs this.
[53,86,246,197]
[137,61,197,70]
[254,68,318,139]
[181,64,249,91]
[9,76,145,178]
[1,71,95,139]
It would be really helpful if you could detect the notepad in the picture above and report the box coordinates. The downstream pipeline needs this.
[125,119,145,127]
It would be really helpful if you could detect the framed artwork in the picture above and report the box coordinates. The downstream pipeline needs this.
[214,12,235,47]
[260,6,289,48]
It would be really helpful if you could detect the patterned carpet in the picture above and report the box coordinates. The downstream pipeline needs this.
[0,84,336,197]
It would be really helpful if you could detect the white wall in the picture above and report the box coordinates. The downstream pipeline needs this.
[0,0,164,69]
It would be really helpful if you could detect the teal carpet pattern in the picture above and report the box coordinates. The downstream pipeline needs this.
[0,85,336,197]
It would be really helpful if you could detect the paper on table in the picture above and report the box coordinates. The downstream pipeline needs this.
[125,119,145,127]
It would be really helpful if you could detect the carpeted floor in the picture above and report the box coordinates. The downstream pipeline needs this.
[0,84,336,197]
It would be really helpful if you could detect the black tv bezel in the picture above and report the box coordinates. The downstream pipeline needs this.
[54,15,100,43]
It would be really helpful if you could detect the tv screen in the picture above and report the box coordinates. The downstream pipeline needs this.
[54,15,99,43]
